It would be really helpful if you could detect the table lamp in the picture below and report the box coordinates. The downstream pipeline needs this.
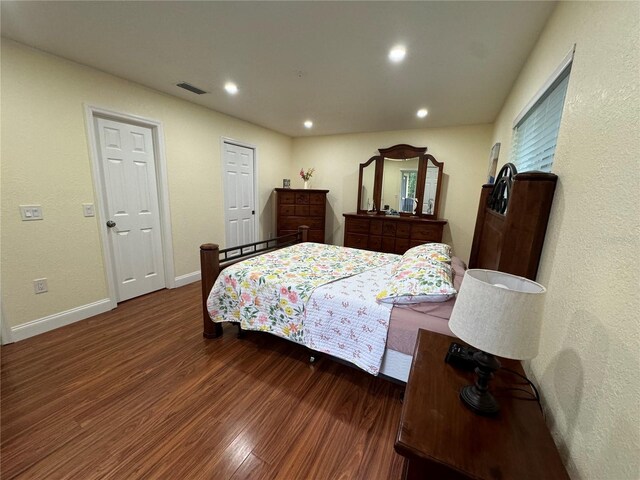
[448,269,546,415]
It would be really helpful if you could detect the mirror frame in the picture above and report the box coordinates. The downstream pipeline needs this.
[356,154,382,214]
[417,153,444,218]
[356,144,443,218]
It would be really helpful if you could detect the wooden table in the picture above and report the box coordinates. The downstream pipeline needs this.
[395,329,569,480]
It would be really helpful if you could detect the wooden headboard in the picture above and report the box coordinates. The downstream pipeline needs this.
[468,164,557,280]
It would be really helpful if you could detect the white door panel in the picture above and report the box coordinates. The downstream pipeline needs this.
[423,167,439,215]
[226,172,239,210]
[97,118,166,301]
[223,143,255,250]
[228,219,240,247]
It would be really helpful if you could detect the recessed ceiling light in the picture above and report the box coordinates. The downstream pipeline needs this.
[389,45,406,63]
[417,108,428,118]
[224,82,238,95]
[304,120,313,129]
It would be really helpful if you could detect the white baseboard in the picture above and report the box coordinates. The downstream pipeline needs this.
[174,271,201,288]
[10,298,115,342]
[9,271,201,342]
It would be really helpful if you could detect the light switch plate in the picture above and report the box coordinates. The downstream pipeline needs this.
[83,203,95,217]
[20,205,43,221]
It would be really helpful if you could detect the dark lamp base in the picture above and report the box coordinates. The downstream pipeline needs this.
[460,385,500,415]
[459,350,502,416]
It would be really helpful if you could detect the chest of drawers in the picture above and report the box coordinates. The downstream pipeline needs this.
[343,213,446,254]
[276,188,329,244]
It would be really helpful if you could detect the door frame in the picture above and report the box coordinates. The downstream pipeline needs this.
[399,169,418,212]
[220,137,259,248]
[84,105,176,306]
[1,292,14,345]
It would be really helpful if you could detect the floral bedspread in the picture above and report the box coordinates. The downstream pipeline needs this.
[305,263,395,375]
[207,242,397,345]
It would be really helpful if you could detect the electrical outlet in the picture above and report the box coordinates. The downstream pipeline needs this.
[34,278,48,294]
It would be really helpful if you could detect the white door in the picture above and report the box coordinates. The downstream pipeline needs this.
[96,117,166,302]
[423,166,439,215]
[222,142,256,248]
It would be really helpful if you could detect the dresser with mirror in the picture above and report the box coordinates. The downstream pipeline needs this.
[343,144,447,254]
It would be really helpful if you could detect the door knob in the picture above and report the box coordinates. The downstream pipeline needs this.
[106,220,116,228]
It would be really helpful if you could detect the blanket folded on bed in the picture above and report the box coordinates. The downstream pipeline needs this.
[207,242,397,346]
[305,263,395,375]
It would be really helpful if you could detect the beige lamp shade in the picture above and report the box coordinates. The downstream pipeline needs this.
[448,269,546,360]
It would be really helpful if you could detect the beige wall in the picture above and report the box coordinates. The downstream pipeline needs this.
[491,2,639,479]
[291,125,493,260]
[1,39,292,329]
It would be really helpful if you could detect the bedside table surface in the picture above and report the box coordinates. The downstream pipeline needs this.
[395,329,569,480]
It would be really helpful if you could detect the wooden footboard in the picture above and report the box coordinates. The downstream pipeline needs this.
[200,225,309,338]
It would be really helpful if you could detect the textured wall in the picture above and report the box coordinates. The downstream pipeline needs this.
[291,125,493,261]
[1,40,292,329]
[490,2,640,479]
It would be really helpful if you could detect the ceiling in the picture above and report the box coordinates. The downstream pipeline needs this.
[1,1,555,137]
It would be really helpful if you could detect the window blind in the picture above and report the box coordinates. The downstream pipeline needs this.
[511,70,570,173]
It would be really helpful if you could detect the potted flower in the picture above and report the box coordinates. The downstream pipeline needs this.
[299,167,315,189]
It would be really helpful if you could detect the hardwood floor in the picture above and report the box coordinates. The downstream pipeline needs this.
[1,283,405,479]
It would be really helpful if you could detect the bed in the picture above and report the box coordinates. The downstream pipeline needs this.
[199,164,557,383]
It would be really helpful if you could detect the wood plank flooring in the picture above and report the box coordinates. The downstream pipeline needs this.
[1,283,405,479]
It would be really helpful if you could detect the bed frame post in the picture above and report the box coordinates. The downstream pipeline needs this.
[298,225,309,242]
[200,243,223,338]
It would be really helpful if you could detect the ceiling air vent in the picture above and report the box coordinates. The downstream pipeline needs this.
[176,82,208,95]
